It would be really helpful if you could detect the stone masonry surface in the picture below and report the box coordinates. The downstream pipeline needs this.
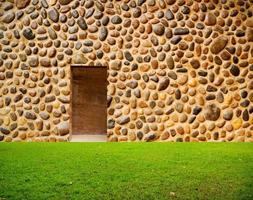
[0,0,253,142]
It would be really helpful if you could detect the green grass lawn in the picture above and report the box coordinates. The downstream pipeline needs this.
[0,143,253,200]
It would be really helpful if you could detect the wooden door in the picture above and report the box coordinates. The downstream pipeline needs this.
[71,66,107,135]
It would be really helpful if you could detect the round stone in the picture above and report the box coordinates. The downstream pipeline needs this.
[133,7,141,18]
[57,121,70,136]
[23,28,35,40]
[223,110,233,120]
[230,65,240,76]
[190,59,200,69]
[153,24,165,36]
[111,16,122,24]
[205,13,216,26]
[204,104,221,121]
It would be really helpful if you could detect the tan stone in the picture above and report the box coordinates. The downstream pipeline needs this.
[232,118,243,130]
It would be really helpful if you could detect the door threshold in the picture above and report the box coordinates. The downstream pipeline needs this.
[70,134,107,142]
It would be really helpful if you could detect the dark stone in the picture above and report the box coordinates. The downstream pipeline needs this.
[193,106,202,115]
[176,138,183,142]
[59,0,72,5]
[14,94,23,103]
[204,104,221,121]
[137,131,143,140]
[45,95,56,103]
[213,132,219,140]
[0,135,4,141]
[108,119,115,129]
[0,127,10,135]
[23,28,35,40]
[206,94,216,100]
[144,133,156,142]
[101,16,109,26]
[241,91,248,98]
[206,85,217,92]
[198,71,208,76]
[241,100,250,107]
[5,97,11,106]
[77,18,87,30]
[99,26,108,41]
[48,8,59,22]
[174,28,189,35]
[165,9,174,20]
[242,109,249,121]
[6,71,13,78]
[188,116,196,124]
[175,89,181,100]
[236,30,245,37]
[17,11,24,19]
[158,77,170,91]
[85,8,95,18]
[111,16,122,24]
[170,36,182,44]
[167,0,176,5]
[84,0,94,8]
[97,50,104,59]
[10,123,17,131]
[181,6,190,14]
[122,4,129,11]
[25,112,37,120]
[230,65,240,76]
[124,51,133,61]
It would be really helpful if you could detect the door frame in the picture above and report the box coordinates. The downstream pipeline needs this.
[70,65,108,140]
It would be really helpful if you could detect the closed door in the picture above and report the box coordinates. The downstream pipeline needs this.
[71,66,107,135]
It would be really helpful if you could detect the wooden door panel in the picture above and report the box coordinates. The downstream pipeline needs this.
[72,67,107,135]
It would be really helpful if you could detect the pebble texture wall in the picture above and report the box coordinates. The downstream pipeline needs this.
[0,0,253,142]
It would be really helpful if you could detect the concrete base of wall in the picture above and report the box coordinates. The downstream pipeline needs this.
[70,134,107,142]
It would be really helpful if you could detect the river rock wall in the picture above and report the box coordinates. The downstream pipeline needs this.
[0,0,253,142]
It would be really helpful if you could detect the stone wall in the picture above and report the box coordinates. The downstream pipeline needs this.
[0,0,253,142]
